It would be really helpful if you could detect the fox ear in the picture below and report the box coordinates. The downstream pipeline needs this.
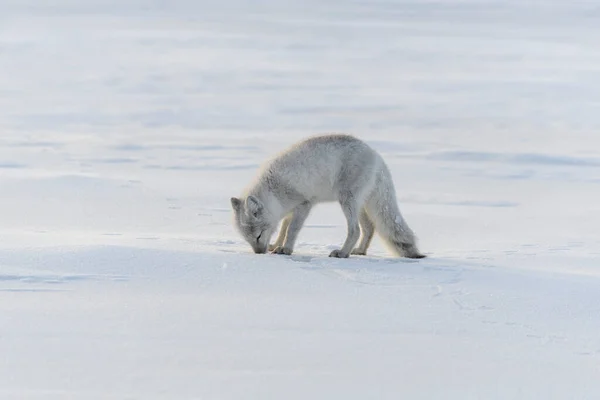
[245,195,263,217]
[230,197,242,212]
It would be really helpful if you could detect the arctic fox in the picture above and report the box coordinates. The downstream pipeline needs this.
[231,134,425,258]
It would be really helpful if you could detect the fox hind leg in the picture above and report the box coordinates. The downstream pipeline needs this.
[330,192,361,258]
[351,208,375,255]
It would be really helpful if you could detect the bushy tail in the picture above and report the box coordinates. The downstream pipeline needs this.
[365,163,425,258]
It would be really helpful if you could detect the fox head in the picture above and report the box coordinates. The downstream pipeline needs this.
[231,195,275,254]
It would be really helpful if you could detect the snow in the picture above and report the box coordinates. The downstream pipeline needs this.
[1,0,600,398]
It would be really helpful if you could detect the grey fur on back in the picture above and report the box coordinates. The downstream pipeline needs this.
[231,134,425,258]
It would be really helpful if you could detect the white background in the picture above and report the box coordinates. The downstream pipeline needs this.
[1,1,599,398]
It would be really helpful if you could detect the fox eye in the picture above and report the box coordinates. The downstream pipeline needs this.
[256,231,263,242]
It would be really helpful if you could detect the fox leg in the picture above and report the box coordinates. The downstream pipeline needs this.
[269,213,292,252]
[351,208,375,255]
[330,192,361,258]
[271,201,312,255]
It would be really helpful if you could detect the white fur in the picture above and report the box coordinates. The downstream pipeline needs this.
[231,134,425,258]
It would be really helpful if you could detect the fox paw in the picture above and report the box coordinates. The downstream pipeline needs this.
[351,248,367,256]
[268,244,277,252]
[329,249,349,258]
[271,246,293,255]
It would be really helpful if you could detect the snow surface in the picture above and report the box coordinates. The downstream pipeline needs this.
[1,0,600,398]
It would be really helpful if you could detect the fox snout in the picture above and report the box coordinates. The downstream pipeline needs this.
[253,245,268,254]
